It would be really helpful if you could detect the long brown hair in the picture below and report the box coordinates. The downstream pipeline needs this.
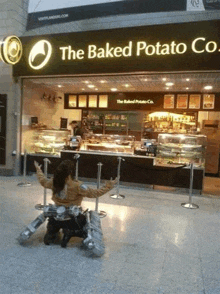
[53,160,75,194]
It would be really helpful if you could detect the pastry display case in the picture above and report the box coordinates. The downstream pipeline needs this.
[30,129,69,155]
[155,133,207,168]
[79,134,135,154]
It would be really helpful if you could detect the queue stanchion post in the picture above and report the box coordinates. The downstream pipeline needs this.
[110,156,125,199]
[181,163,199,209]
[18,149,31,187]
[96,162,107,218]
[35,158,51,210]
[43,158,51,206]
[74,153,80,180]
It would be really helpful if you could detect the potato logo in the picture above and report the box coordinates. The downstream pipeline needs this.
[29,40,52,70]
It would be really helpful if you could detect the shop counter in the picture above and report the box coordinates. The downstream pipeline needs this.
[23,151,204,190]
[60,150,204,190]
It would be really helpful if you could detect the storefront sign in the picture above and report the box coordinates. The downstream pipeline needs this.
[13,20,220,76]
[0,36,22,65]
[65,92,163,111]
[28,40,52,70]
[117,99,154,105]
[27,0,186,30]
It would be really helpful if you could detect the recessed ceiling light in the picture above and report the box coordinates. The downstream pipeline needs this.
[204,85,213,90]
[166,82,174,86]
[100,80,106,83]
[166,87,169,90]
[95,88,98,91]
[81,88,85,91]
[186,78,190,81]
[186,87,189,90]
[111,88,118,92]
[124,84,130,87]
[58,85,62,88]
[88,84,95,88]
[143,79,148,82]
[162,78,167,81]
[84,81,90,84]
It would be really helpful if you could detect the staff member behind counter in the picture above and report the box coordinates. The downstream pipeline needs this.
[68,121,89,138]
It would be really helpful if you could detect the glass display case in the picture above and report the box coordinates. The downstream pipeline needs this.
[30,129,69,155]
[155,133,207,168]
[142,112,197,137]
[79,134,135,154]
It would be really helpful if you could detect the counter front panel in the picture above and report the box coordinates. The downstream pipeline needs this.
[61,151,203,190]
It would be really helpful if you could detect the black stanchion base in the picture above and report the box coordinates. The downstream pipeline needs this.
[110,194,125,199]
[35,204,45,210]
[17,182,31,187]
[181,203,199,209]
[99,210,107,218]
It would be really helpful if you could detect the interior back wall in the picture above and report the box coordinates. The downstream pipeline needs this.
[21,85,81,153]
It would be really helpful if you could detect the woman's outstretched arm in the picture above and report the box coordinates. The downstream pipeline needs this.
[34,161,53,189]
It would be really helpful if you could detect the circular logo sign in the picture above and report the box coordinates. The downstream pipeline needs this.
[28,40,52,70]
[0,35,22,65]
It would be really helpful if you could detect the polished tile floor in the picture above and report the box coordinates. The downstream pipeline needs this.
[1,175,220,294]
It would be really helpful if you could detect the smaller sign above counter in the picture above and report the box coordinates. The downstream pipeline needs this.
[64,92,220,111]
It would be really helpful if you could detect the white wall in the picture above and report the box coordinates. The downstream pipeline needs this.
[22,85,81,128]
[0,0,28,175]
[21,83,81,152]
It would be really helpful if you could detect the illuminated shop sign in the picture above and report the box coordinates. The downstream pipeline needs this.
[117,99,154,105]
[13,20,220,76]
[58,38,220,61]
[0,35,22,65]
[28,40,52,70]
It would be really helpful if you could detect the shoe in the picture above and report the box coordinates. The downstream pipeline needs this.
[44,233,57,245]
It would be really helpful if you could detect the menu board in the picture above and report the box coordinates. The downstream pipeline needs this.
[99,95,108,108]
[176,94,188,109]
[189,94,201,109]
[203,94,215,109]
[89,95,98,108]
[78,95,87,107]
[164,94,174,109]
[68,95,77,107]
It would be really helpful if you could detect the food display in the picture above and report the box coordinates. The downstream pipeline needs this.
[79,134,135,154]
[155,133,207,168]
[30,129,69,155]
[142,112,197,136]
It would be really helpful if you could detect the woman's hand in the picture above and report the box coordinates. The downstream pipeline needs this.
[105,177,118,188]
[34,161,42,171]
